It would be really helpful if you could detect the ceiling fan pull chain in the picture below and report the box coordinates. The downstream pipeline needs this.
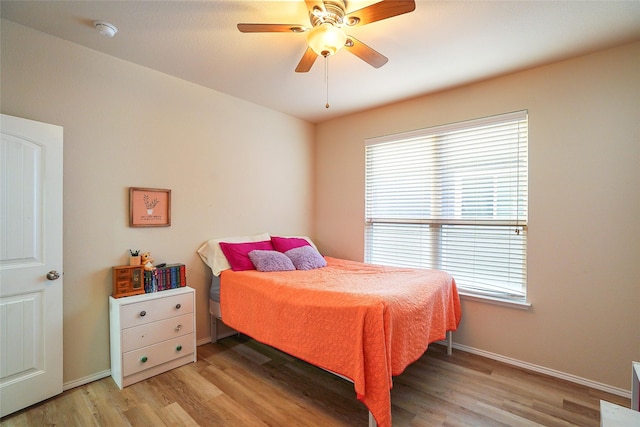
[325,54,330,109]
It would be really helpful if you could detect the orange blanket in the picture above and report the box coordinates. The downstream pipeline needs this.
[220,257,461,427]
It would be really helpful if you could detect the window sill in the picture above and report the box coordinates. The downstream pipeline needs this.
[459,292,532,310]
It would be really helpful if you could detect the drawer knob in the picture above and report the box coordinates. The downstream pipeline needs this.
[175,324,182,332]
[140,310,146,317]
[175,303,181,309]
[141,356,148,363]
[176,345,183,352]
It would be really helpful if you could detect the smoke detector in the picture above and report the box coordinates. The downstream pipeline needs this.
[93,21,118,38]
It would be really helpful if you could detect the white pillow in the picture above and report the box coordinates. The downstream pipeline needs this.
[197,232,270,276]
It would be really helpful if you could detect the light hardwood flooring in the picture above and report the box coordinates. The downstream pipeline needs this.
[1,335,631,426]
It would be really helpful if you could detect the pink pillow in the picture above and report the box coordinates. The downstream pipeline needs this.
[271,236,311,253]
[219,240,274,271]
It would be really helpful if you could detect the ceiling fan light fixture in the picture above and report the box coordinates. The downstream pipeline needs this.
[306,23,346,57]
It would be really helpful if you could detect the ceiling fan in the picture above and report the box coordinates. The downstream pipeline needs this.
[237,0,416,73]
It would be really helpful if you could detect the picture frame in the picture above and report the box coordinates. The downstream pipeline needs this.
[129,187,171,227]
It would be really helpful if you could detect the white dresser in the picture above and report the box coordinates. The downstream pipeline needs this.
[109,286,196,389]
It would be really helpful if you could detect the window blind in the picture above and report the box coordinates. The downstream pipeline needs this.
[365,111,528,301]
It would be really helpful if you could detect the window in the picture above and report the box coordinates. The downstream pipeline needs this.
[365,111,528,303]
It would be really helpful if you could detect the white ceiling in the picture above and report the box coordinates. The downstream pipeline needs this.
[2,1,640,123]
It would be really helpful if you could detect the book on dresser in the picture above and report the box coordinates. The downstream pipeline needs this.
[144,263,186,293]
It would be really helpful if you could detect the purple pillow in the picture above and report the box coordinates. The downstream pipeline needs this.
[271,236,311,253]
[219,240,274,271]
[285,245,327,270]
[248,250,295,272]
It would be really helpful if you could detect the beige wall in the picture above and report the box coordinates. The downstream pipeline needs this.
[315,42,640,392]
[3,16,639,396]
[1,20,315,385]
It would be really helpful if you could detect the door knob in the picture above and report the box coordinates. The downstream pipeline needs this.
[46,271,60,280]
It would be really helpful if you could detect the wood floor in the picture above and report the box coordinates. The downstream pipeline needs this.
[1,335,630,426]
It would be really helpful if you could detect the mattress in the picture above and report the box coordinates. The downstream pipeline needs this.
[209,275,221,302]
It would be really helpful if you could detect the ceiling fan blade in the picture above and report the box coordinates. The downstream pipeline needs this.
[344,36,388,68]
[344,0,415,27]
[237,23,307,33]
[295,47,318,73]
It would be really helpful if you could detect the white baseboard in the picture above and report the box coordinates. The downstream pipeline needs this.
[63,340,631,400]
[62,341,214,391]
[197,336,212,346]
[63,369,111,391]
[62,342,213,391]
[448,342,631,399]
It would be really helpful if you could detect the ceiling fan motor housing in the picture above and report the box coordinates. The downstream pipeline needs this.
[310,0,346,27]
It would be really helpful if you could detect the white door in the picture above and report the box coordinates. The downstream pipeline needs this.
[0,114,63,417]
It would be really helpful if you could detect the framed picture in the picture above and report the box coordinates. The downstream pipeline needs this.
[129,187,171,227]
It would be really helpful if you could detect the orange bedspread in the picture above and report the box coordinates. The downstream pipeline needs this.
[220,257,462,427]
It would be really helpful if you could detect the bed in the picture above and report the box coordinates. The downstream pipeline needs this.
[199,234,462,427]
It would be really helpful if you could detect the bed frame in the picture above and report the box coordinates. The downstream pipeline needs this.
[208,297,453,427]
[209,299,239,342]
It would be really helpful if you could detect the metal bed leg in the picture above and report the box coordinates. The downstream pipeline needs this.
[368,411,377,427]
[210,315,218,343]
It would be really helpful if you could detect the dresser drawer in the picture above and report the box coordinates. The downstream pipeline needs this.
[121,313,193,352]
[122,333,195,377]
[120,293,193,329]
[116,269,131,281]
